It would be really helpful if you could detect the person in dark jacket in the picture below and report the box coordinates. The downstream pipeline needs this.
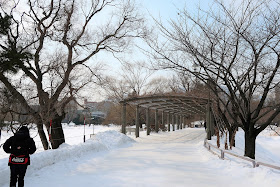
[3,126,36,187]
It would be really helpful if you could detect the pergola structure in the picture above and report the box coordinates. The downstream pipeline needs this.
[120,95,215,139]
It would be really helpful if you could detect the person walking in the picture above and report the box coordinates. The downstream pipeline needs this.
[3,126,36,187]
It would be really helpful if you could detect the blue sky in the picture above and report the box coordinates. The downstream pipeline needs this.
[140,0,213,20]
[90,0,216,100]
[95,0,216,88]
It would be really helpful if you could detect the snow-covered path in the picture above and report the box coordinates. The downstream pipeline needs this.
[3,128,280,187]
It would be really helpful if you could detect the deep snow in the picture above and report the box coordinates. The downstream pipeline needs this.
[0,125,280,187]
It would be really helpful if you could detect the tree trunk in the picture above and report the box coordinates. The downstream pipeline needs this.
[215,126,220,148]
[35,118,50,150]
[229,131,233,147]
[49,113,65,149]
[229,126,237,149]
[225,131,228,150]
[244,130,256,159]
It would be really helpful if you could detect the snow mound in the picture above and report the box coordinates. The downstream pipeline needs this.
[30,130,135,170]
[209,129,280,165]
[92,130,136,149]
[30,140,107,170]
[0,130,135,186]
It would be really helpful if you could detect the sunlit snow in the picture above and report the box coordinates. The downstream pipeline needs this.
[0,124,280,187]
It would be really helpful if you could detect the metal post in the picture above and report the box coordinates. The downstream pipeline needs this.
[83,117,86,142]
[146,108,150,135]
[48,119,52,149]
[155,109,159,133]
[252,161,256,168]
[121,102,126,134]
[136,105,140,138]
[221,150,224,160]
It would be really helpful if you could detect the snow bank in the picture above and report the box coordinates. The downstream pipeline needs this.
[0,130,135,186]
[208,128,280,166]
[92,130,136,149]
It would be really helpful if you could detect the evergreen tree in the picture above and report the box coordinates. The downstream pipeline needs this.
[0,14,32,73]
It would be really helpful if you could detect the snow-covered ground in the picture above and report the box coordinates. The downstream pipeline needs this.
[208,128,280,166]
[0,125,280,187]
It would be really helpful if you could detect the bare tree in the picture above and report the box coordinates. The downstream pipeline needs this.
[0,0,146,149]
[120,61,154,96]
[102,60,155,127]
[146,0,280,159]
[103,102,122,125]
[145,76,172,95]
[103,61,153,101]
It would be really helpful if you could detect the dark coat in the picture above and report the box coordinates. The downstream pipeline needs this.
[3,127,36,165]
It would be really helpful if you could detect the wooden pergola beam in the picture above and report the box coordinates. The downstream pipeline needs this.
[120,94,213,137]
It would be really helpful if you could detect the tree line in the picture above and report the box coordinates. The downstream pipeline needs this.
[1,0,280,160]
[0,0,146,149]
[145,0,280,159]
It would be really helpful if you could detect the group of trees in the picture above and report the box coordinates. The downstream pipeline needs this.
[146,0,280,159]
[1,0,280,161]
[103,60,204,100]
[102,59,208,128]
[0,0,146,149]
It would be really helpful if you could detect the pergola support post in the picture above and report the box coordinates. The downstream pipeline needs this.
[162,111,165,131]
[146,108,150,135]
[155,109,159,133]
[172,114,175,131]
[167,112,170,131]
[176,115,179,130]
[180,115,182,129]
[135,105,140,138]
[121,102,126,134]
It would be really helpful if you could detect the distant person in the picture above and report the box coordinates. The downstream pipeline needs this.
[3,126,36,187]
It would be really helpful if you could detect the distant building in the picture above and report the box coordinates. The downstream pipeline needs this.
[91,111,106,119]
[84,99,97,111]
[63,100,78,123]
[83,99,113,124]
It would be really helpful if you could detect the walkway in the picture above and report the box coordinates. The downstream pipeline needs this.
[22,128,278,187]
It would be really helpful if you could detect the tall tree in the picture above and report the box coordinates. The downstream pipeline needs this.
[0,0,146,149]
[103,61,153,100]
[147,0,280,159]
